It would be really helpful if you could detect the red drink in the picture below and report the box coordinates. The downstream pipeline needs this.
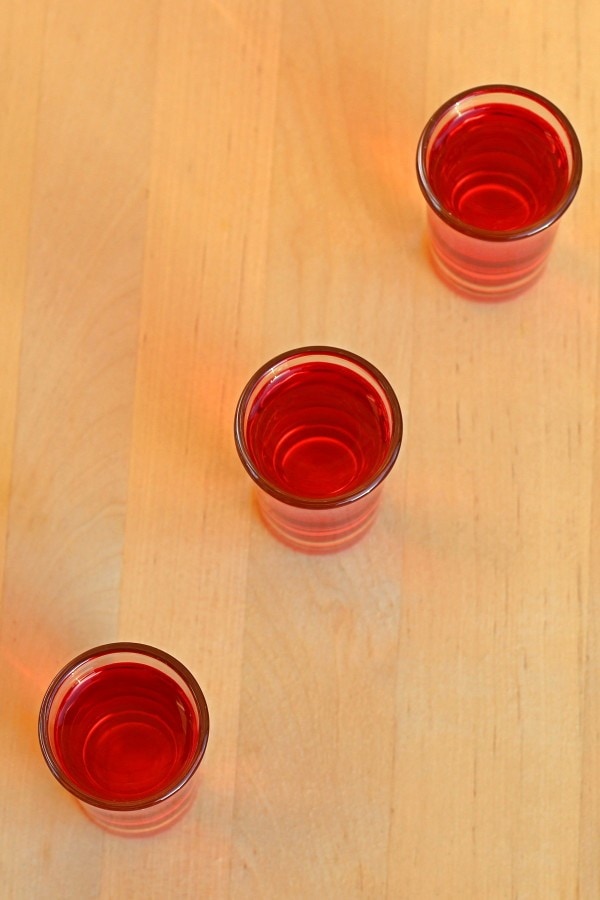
[416,85,582,300]
[244,361,392,500]
[53,662,199,803]
[39,643,209,834]
[427,104,570,233]
[235,347,403,552]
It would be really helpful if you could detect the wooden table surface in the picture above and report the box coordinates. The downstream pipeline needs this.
[1,1,599,897]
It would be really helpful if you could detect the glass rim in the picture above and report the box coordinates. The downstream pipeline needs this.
[234,345,403,510]
[38,641,210,812]
[415,83,583,242]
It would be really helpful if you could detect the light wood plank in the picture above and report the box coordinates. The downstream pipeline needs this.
[0,0,47,597]
[0,1,158,895]
[103,2,283,897]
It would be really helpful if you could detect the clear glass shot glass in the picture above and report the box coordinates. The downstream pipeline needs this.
[416,84,582,300]
[234,346,403,553]
[38,642,210,837]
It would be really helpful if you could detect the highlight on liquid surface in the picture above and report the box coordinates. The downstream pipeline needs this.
[427,103,570,232]
[245,361,392,500]
[53,662,200,803]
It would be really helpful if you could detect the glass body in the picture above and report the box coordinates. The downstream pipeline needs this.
[234,346,403,553]
[416,85,582,300]
[38,643,209,837]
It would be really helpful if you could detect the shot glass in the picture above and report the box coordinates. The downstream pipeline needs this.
[38,642,210,837]
[234,346,403,553]
[416,84,582,300]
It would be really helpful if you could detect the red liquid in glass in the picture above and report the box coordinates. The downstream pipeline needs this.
[428,103,570,232]
[53,662,199,802]
[245,362,391,499]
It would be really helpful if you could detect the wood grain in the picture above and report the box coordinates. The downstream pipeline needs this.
[0,0,598,897]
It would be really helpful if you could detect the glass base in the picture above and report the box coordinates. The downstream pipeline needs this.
[79,780,198,837]
[426,211,557,301]
[255,487,382,554]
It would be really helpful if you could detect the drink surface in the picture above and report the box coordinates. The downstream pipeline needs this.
[427,103,570,232]
[245,361,391,500]
[53,662,199,802]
